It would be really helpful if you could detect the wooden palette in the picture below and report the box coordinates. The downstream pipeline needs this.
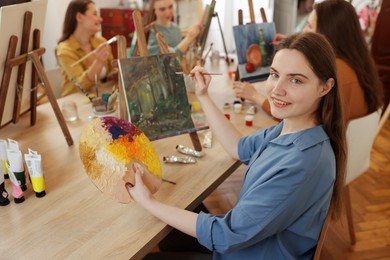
[79,116,162,203]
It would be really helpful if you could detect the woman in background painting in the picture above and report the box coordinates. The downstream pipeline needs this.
[56,0,116,97]
[125,32,347,259]
[130,0,202,57]
[234,0,383,123]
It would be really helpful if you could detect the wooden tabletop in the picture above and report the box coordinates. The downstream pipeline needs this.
[0,59,277,259]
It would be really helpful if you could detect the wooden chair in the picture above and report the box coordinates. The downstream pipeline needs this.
[343,108,382,244]
[313,204,333,260]
[377,99,390,133]
[312,107,386,258]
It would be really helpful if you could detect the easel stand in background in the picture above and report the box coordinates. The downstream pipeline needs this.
[0,11,73,146]
[210,12,230,66]
[117,10,204,151]
[190,5,230,69]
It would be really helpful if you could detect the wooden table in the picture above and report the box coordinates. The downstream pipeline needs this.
[0,60,277,259]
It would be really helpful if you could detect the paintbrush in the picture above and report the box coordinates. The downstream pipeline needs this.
[175,72,222,76]
[162,178,176,185]
[70,78,93,102]
[94,74,99,98]
[70,35,119,67]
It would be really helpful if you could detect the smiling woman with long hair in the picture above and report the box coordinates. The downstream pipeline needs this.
[124,32,347,259]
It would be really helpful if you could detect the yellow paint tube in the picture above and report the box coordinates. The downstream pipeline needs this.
[24,153,46,197]
[0,140,8,178]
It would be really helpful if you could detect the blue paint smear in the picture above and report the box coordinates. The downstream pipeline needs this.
[109,125,126,139]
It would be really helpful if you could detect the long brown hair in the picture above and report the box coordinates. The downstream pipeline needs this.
[276,32,347,219]
[58,0,95,44]
[146,0,158,24]
[314,0,383,113]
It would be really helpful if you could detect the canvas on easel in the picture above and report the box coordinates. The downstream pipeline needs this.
[0,0,47,127]
[233,1,276,82]
[191,0,216,68]
[196,0,216,56]
[0,0,73,146]
[117,10,206,150]
[118,53,196,140]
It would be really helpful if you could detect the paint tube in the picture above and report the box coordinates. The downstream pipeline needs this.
[163,156,197,164]
[0,165,10,206]
[24,153,46,197]
[6,163,24,203]
[202,131,212,148]
[176,145,204,158]
[6,149,27,191]
[28,148,38,155]
[0,139,8,179]
[7,138,19,150]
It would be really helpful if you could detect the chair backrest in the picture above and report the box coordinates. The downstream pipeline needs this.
[377,102,390,134]
[345,109,382,185]
[313,204,333,260]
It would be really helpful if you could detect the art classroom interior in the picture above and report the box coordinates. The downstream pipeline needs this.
[0,0,389,259]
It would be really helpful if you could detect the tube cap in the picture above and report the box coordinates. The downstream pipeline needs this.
[14,196,25,204]
[0,198,10,206]
[21,185,27,191]
[35,190,46,198]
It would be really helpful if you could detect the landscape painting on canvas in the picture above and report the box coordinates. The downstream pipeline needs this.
[118,53,195,140]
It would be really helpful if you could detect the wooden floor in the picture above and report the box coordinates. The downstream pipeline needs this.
[202,118,390,259]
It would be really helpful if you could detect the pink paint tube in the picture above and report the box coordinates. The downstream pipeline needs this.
[6,163,24,203]
[6,149,27,191]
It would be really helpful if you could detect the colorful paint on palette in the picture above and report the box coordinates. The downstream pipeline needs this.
[79,117,162,203]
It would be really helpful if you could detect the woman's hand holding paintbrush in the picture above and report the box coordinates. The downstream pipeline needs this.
[71,35,118,67]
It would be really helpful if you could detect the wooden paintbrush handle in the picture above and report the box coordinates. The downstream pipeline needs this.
[248,0,255,23]
[260,7,268,23]
[70,36,118,67]
[238,9,243,25]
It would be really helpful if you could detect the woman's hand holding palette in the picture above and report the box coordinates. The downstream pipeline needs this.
[79,116,162,203]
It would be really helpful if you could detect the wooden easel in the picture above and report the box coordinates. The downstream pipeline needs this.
[117,10,203,151]
[186,1,230,69]
[0,11,73,146]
